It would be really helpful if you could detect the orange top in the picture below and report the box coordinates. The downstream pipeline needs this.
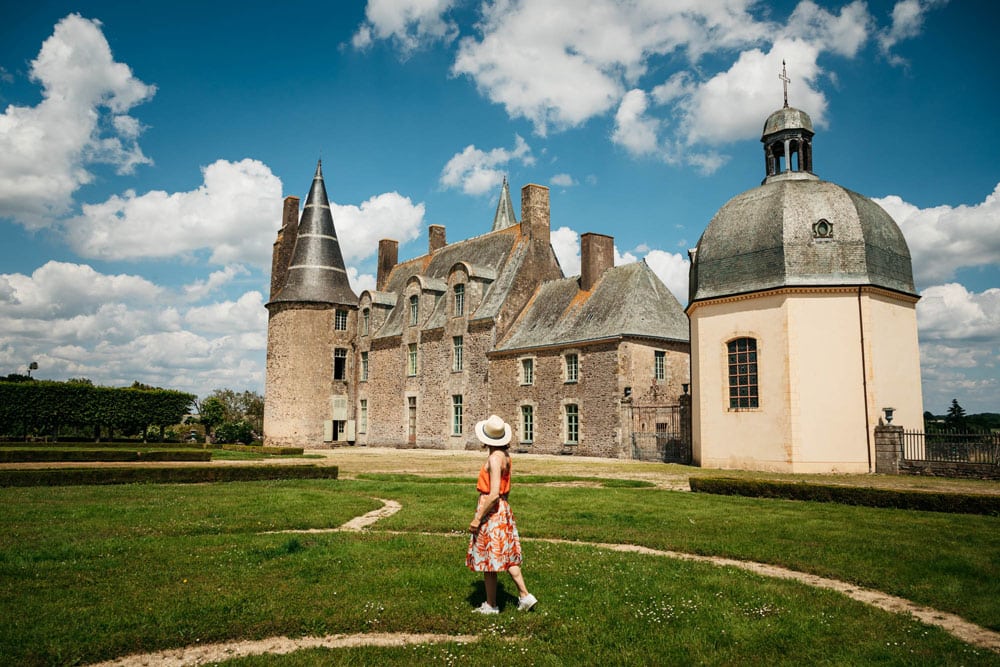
[476,460,511,495]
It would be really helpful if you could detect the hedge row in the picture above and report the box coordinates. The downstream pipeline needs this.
[689,477,1000,516]
[0,465,339,487]
[0,440,207,449]
[0,449,212,463]
[221,444,305,455]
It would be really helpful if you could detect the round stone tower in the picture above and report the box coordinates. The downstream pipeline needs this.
[686,82,923,473]
[264,161,358,448]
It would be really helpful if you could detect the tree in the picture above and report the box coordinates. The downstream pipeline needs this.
[945,398,967,430]
[198,397,226,439]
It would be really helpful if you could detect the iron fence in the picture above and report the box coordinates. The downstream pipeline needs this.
[902,429,1000,465]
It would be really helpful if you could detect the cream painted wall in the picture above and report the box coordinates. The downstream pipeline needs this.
[690,287,922,473]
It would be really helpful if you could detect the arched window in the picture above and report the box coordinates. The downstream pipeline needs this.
[727,338,759,409]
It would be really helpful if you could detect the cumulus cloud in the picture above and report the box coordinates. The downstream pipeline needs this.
[643,250,691,305]
[353,0,458,54]
[874,182,1000,286]
[0,14,155,228]
[612,89,661,157]
[878,0,947,64]
[440,135,534,196]
[917,283,1000,343]
[333,192,425,263]
[0,260,267,396]
[65,159,283,269]
[550,173,576,188]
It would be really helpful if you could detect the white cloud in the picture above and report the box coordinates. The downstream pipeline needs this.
[878,0,947,64]
[551,226,580,276]
[874,183,1000,286]
[347,267,377,294]
[65,159,283,269]
[183,265,250,302]
[644,249,690,305]
[785,0,872,58]
[333,192,426,263]
[612,89,660,157]
[0,14,155,228]
[0,261,267,397]
[353,0,458,54]
[917,283,1000,343]
[440,135,534,196]
[550,173,576,188]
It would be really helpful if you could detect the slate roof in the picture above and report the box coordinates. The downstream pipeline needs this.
[690,175,916,302]
[496,261,689,352]
[491,177,518,231]
[268,161,357,307]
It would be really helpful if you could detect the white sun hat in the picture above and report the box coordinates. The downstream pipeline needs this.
[475,414,512,447]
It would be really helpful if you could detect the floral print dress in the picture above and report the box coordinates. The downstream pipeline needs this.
[466,461,523,572]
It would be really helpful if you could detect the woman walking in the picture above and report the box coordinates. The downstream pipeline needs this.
[467,414,538,614]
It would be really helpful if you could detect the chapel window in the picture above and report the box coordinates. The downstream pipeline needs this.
[727,338,759,409]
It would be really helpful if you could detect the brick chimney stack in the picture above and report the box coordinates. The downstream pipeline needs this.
[429,225,446,253]
[520,184,550,245]
[269,196,300,300]
[580,232,614,291]
[377,239,399,291]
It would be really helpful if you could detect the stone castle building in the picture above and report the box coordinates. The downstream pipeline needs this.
[264,163,691,457]
[686,86,924,472]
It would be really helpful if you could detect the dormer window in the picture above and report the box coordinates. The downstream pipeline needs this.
[454,284,465,316]
[409,295,419,326]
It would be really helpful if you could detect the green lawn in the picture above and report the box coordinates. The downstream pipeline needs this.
[1,478,997,665]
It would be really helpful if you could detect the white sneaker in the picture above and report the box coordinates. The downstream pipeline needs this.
[473,602,499,615]
[518,593,538,611]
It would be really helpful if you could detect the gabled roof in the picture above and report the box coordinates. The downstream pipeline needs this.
[496,261,688,351]
[268,161,357,307]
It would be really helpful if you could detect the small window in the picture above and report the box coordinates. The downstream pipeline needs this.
[654,350,665,381]
[409,295,419,326]
[360,351,369,381]
[359,399,367,433]
[453,336,464,372]
[521,405,534,443]
[407,343,418,376]
[333,348,347,380]
[454,284,465,316]
[452,395,463,435]
[565,353,579,383]
[335,309,348,331]
[361,308,370,336]
[728,337,759,409]
[565,404,579,444]
[521,358,534,385]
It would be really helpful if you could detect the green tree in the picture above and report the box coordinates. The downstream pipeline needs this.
[198,397,226,439]
[945,398,967,430]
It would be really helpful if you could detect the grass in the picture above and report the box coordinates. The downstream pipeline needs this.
[1,472,998,665]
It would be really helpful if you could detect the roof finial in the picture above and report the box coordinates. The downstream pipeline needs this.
[779,60,790,108]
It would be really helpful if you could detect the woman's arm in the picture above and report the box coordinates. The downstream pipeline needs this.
[469,452,502,532]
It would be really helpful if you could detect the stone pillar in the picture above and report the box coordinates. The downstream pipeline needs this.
[874,423,903,474]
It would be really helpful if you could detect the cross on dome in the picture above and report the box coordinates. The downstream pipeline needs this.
[779,60,790,108]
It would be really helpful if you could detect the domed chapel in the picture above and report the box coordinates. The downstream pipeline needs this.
[686,65,924,472]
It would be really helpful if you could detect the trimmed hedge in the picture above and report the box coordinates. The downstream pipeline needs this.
[0,449,211,463]
[689,477,1000,516]
[221,444,305,455]
[0,441,207,449]
[0,465,339,487]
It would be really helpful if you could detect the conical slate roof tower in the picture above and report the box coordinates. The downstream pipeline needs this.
[491,176,518,231]
[269,160,357,306]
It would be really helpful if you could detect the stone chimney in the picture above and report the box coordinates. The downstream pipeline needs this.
[580,232,614,291]
[269,196,300,300]
[521,184,550,245]
[429,225,446,253]
[377,239,399,291]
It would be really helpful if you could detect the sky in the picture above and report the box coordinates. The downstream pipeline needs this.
[0,0,997,414]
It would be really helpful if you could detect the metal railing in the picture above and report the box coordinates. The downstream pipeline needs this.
[902,429,1000,465]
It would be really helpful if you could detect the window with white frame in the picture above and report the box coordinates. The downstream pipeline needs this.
[654,350,665,381]
[359,399,367,433]
[521,405,534,443]
[361,308,370,335]
[335,309,348,331]
[453,336,464,371]
[520,358,534,385]
[565,403,579,444]
[452,395,463,435]
[360,351,369,381]
[564,353,579,383]
[407,343,418,376]
[409,295,419,326]
[333,348,347,380]
[454,284,465,316]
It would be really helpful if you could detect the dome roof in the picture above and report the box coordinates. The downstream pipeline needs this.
[689,176,916,303]
[762,106,814,137]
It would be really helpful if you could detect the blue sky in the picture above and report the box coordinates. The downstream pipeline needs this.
[0,0,997,414]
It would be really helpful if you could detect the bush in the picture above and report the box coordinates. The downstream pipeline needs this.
[689,477,1000,516]
[0,464,339,487]
[214,420,255,444]
[221,444,304,455]
[0,449,211,463]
